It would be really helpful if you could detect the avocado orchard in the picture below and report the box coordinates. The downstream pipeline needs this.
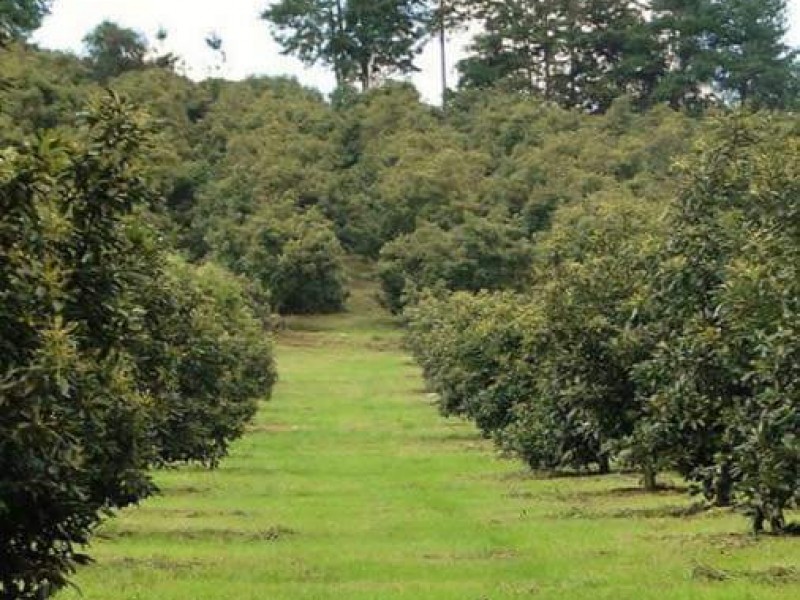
[0,10,797,595]
[406,115,799,533]
[0,95,276,599]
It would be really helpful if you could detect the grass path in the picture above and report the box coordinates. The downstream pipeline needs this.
[59,289,798,599]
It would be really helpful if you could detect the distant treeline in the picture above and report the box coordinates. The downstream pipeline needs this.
[263,0,799,111]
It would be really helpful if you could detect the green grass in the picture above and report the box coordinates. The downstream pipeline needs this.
[58,276,798,599]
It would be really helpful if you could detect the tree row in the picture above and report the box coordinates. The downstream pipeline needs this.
[0,96,277,598]
[404,114,798,533]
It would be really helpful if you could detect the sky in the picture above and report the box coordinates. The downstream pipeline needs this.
[32,0,800,105]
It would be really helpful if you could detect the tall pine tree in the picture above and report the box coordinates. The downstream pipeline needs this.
[715,0,798,108]
[457,1,567,99]
[651,0,798,109]
[457,0,798,111]
[457,0,657,112]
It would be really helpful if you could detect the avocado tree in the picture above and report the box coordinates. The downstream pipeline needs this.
[0,93,280,598]
[0,95,157,598]
[130,257,277,467]
[636,115,799,529]
[212,201,348,314]
[379,217,533,314]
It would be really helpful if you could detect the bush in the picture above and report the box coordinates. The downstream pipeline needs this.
[212,202,348,314]
[379,218,533,314]
[131,257,277,467]
[0,95,158,597]
[0,94,279,597]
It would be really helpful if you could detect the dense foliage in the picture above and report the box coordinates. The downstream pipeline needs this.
[635,115,799,529]
[0,95,276,598]
[378,218,533,314]
[211,201,348,314]
[263,0,432,90]
[0,0,51,44]
[406,115,799,533]
[0,96,157,598]
[1,3,798,593]
[132,257,277,466]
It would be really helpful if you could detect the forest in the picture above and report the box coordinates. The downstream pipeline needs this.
[0,0,798,598]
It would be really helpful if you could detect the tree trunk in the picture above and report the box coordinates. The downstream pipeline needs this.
[543,44,551,101]
[439,0,447,111]
[642,466,658,491]
[598,455,611,475]
[714,462,733,507]
[360,58,370,91]
[752,506,765,534]
[332,0,346,88]
[739,82,748,107]
[770,509,785,534]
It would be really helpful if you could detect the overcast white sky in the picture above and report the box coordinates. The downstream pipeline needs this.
[32,0,800,105]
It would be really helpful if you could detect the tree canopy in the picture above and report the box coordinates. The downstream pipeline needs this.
[0,0,51,44]
[263,0,432,90]
[83,20,148,80]
[453,0,798,111]
[0,6,798,595]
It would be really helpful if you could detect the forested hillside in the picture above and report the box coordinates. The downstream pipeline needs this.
[1,0,798,598]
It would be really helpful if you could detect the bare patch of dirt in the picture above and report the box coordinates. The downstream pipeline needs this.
[575,484,689,499]
[104,556,206,572]
[422,548,519,562]
[546,503,708,520]
[692,563,799,586]
[101,525,297,543]
[164,484,210,496]
[247,422,304,434]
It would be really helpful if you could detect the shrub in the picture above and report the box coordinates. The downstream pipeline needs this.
[0,94,280,597]
[379,218,533,314]
[212,202,348,314]
[0,95,157,597]
[131,257,277,467]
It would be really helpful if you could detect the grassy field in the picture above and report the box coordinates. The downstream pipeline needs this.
[58,279,798,599]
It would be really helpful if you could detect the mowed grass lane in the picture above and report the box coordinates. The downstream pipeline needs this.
[58,302,798,599]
